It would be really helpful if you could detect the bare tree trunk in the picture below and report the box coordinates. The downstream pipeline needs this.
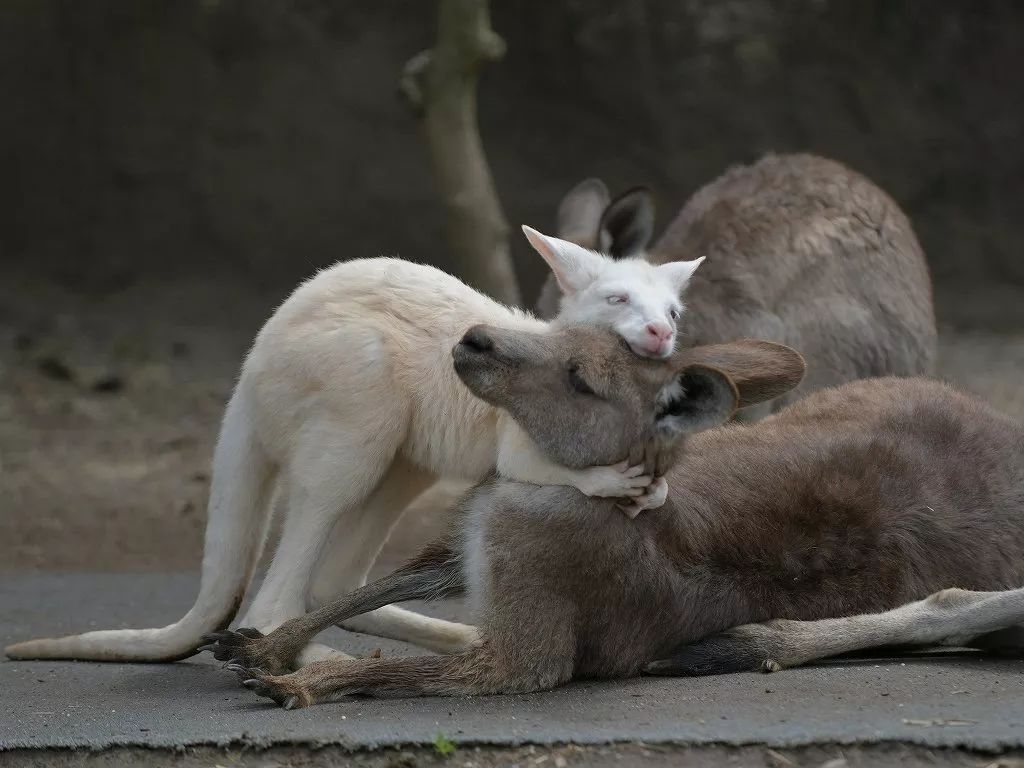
[401,0,521,306]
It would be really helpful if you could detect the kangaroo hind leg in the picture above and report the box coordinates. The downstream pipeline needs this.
[647,586,1024,676]
[238,417,405,657]
[232,644,550,708]
[204,539,464,673]
[228,569,578,705]
[309,458,479,656]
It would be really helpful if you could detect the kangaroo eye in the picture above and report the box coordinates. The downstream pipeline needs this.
[568,365,596,395]
[607,294,629,305]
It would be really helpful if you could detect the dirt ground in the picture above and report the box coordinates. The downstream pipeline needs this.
[5,742,1023,768]
[1,273,1023,572]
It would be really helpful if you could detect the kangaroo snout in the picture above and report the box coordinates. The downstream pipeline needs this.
[638,321,674,357]
[452,324,515,406]
[460,325,495,354]
[646,322,672,343]
[453,325,503,388]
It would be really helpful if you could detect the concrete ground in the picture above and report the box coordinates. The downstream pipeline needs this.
[3,572,1024,766]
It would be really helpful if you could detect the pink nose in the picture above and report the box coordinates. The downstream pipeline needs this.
[645,322,673,343]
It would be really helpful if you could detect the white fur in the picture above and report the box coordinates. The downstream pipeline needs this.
[6,239,701,664]
[525,226,703,359]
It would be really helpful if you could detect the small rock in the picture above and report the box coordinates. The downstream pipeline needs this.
[765,749,795,768]
[91,373,124,393]
[386,752,417,768]
[37,355,74,382]
[13,332,35,352]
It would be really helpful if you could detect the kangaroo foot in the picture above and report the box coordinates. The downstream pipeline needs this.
[227,664,311,710]
[199,628,300,676]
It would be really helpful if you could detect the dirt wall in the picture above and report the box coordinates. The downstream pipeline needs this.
[2,1,1022,315]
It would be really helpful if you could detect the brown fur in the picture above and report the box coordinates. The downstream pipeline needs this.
[204,325,1023,708]
[537,154,937,413]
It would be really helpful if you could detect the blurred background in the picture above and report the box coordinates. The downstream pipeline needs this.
[2,1,1023,572]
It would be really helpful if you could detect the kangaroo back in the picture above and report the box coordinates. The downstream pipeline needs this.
[657,154,936,401]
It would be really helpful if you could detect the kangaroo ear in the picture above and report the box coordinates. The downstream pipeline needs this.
[654,364,738,443]
[657,255,705,294]
[683,340,806,408]
[522,225,606,294]
[599,187,656,258]
[556,178,610,249]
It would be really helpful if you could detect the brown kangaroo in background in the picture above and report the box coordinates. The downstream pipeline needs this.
[202,324,1024,708]
[537,154,937,415]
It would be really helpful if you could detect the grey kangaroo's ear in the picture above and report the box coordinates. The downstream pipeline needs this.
[556,178,610,249]
[654,364,738,441]
[633,364,736,477]
[599,186,655,258]
[639,340,803,476]
[684,340,806,408]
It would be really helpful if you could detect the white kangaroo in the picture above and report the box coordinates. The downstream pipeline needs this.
[6,226,703,666]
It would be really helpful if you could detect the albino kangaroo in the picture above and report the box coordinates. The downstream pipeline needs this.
[537,154,937,414]
[5,228,703,665]
[200,324,1024,707]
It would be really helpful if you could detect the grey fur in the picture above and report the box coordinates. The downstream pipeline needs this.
[536,154,937,413]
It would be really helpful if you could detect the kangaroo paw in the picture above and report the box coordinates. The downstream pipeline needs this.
[226,664,310,710]
[199,628,295,676]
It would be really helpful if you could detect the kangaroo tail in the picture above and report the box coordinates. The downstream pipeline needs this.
[5,383,278,662]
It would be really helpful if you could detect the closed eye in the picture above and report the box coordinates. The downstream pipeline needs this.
[568,365,596,395]
[607,294,629,305]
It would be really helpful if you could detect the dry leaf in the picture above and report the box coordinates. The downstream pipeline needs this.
[902,717,976,727]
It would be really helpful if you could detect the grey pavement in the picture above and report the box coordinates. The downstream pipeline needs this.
[2,572,1024,753]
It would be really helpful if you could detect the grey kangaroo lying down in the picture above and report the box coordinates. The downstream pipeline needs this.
[537,154,938,415]
[202,324,1024,707]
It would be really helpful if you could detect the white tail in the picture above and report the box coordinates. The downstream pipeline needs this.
[5,383,277,661]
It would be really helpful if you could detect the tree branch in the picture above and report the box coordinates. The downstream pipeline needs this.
[401,0,520,306]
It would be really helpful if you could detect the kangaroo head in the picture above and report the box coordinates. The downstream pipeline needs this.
[524,225,702,359]
[453,325,805,470]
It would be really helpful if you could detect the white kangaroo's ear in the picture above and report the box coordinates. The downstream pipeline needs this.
[657,256,705,293]
[522,225,606,294]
